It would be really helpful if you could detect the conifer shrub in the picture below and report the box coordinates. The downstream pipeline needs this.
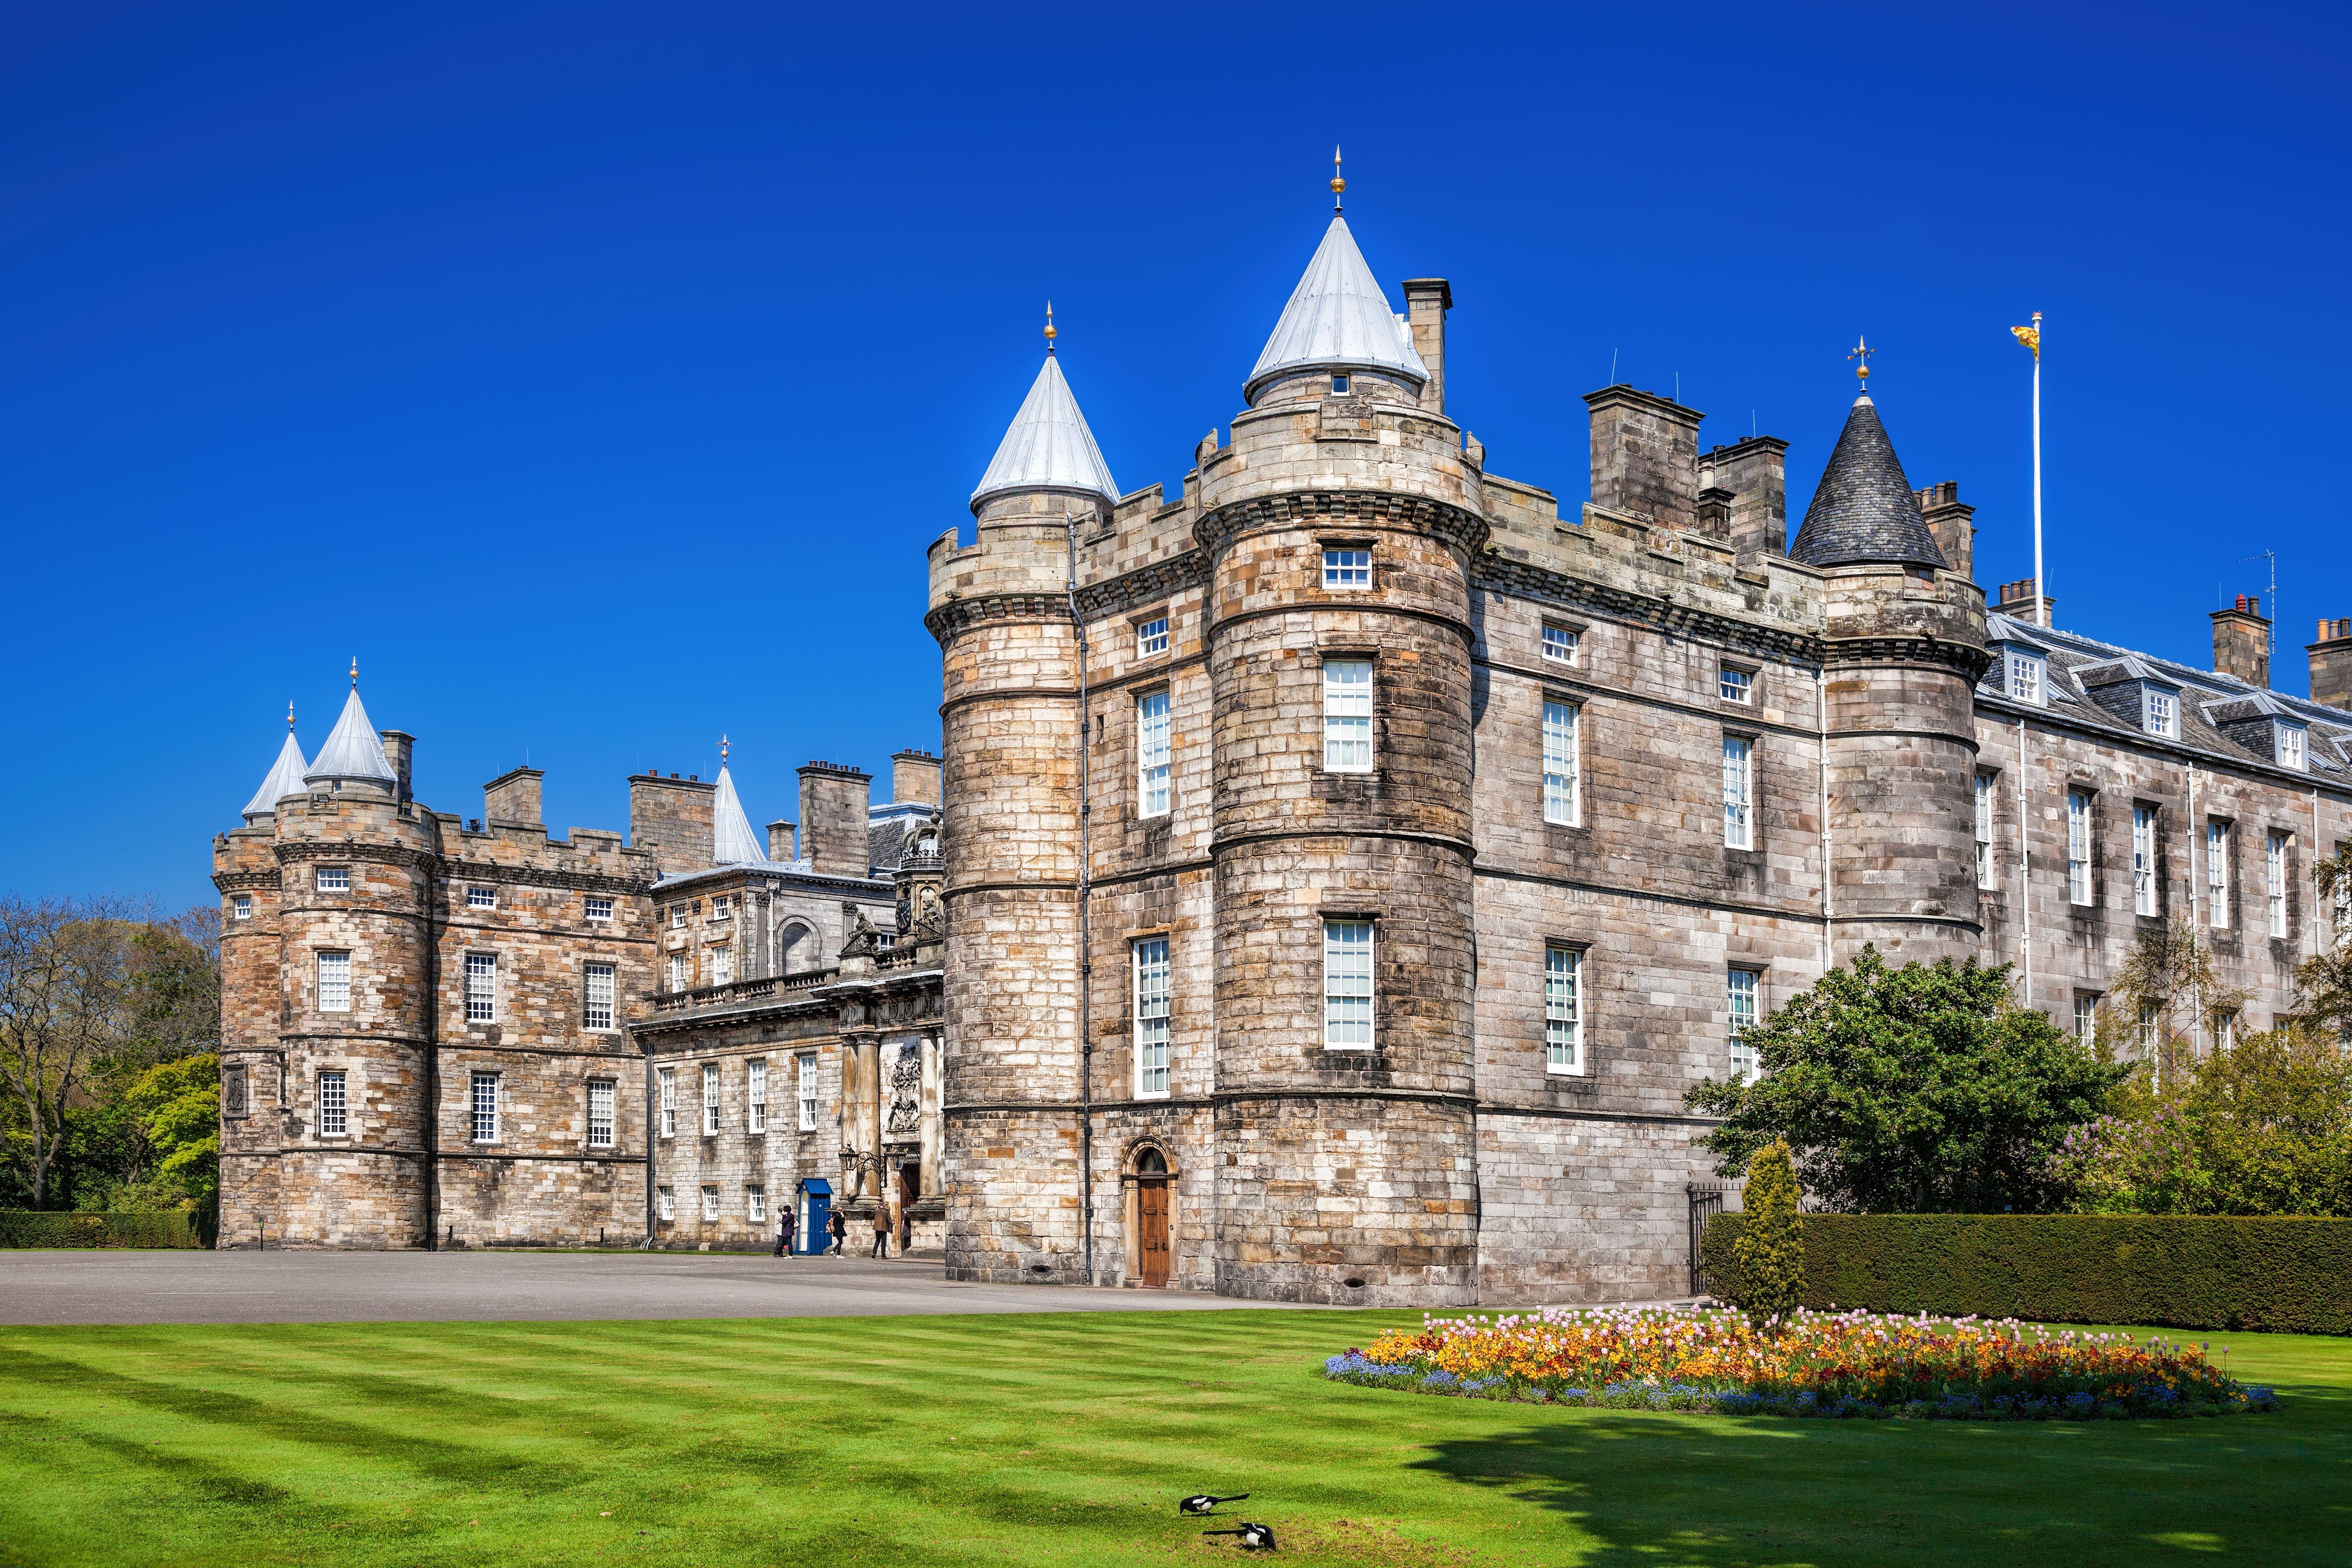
[1731,1140,1805,1323]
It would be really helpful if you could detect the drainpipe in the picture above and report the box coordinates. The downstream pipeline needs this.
[2018,718,2031,1011]
[1067,511,1096,1287]
[2188,763,2201,1057]
[423,857,440,1250]
[1816,668,1830,976]
[642,1051,657,1247]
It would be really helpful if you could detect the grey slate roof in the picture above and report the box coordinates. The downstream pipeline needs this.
[1788,395,1948,570]
[241,730,310,823]
[304,686,396,787]
[1980,612,2352,781]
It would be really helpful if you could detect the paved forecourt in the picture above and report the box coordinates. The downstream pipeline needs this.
[0,1251,1332,1327]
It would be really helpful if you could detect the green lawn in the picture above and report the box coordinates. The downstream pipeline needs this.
[0,1310,2343,1567]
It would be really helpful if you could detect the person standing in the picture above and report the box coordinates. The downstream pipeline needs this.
[826,1208,847,1256]
[869,1202,890,1259]
[774,1204,796,1259]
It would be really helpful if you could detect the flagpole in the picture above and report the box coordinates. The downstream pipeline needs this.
[2028,312,2045,627]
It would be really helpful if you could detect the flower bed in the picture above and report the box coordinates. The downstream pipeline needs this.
[1324,1306,2277,1420]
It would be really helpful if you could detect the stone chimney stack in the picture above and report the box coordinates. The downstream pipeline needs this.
[2212,594,2271,689]
[1400,279,1451,415]
[1994,578,2056,627]
[1698,436,1788,561]
[1585,386,1702,532]
[890,749,944,808]
[2306,617,2352,710]
[1915,482,1976,582]
[766,819,798,863]
[798,762,873,879]
[483,766,543,829]
[379,731,415,805]
[629,771,717,877]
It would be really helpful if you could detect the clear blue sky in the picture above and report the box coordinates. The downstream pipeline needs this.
[4,1,2346,910]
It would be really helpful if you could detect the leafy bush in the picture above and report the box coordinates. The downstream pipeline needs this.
[1701,1212,2352,1334]
[0,1210,210,1248]
[1733,1140,1805,1320]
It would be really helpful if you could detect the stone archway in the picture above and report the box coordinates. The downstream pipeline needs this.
[1121,1140,1178,1289]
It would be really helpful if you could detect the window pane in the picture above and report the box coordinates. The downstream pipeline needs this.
[748,1058,768,1133]
[1323,660,1373,772]
[467,885,495,909]
[702,1063,720,1135]
[1137,691,1171,817]
[585,962,615,1031]
[317,951,351,1013]
[1137,616,1168,656]
[319,1070,347,1135]
[1728,970,1759,1081]
[471,1071,498,1142]
[1323,920,1373,1049]
[585,895,612,922]
[1542,700,1578,825]
[2068,792,2092,905]
[1545,946,1581,1073]
[588,1081,614,1147]
[659,1066,676,1137]
[2133,807,2157,916]
[1135,938,1170,1095]
[1541,625,1576,664]
[465,952,495,1023]
[798,1053,818,1131]
[1720,668,1752,703]
[1321,548,1370,589]
[1722,738,1753,849]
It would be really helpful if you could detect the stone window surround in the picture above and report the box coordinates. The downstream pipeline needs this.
[1316,533,1376,592]
[2205,816,2234,930]
[584,895,614,923]
[232,895,253,920]
[1719,657,1760,707]
[1542,937,1589,1077]
[1132,932,1172,1100]
[582,958,618,1032]
[1720,727,1761,853]
[1540,689,1580,829]
[1320,909,1377,1053]
[2130,799,2166,920]
[1727,963,1768,1081]
[316,1063,352,1139]
[469,1069,501,1144]
[462,949,498,1026]
[1133,606,1171,659]
[2067,785,2098,907]
[586,1078,616,1148]
[1135,683,1173,820]
[1540,617,1585,666]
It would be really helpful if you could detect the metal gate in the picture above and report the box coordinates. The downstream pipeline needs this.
[1685,1182,1728,1297]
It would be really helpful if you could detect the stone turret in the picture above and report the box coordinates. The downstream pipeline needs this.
[1792,390,1987,973]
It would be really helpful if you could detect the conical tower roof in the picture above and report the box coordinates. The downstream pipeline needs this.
[1788,395,1947,570]
[969,353,1120,513]
[304,683,397,788]
[1244,214,1428,404]
[712,763,766,866]
[241,728,310,823]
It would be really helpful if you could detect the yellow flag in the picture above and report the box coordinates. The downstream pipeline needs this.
[2011,324,2040,359]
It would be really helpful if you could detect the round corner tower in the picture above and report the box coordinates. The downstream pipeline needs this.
[1790,390,1989,969]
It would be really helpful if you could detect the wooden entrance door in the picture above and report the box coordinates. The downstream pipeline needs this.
[1138,1178,1170,1287]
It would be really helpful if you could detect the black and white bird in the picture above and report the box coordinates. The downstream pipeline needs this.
[1202,1522,1277,1550]
[1180,1494,1248,1516]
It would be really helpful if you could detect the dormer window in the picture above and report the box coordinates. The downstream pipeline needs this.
[2277,722,2308,772]
[2005,650,2045,706]
[1331,375,1349,394]
[2143,687,2178,739]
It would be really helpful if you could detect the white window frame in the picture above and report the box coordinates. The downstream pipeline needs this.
[467,885,496,910]
[748,1186,767,1224]
[658,1065,676,1138]
[1728,969,1760,1082]
[1134,937,1171,1098]
[2207,822,2230,929]
[1321,547,1371,591]
[2133,806,2158,916]
[1541,624,1578,665]
[584,961,616,1032]
[1542,699,1580,826]
[1137,690,1171,818]
[469,1070,499,1143]
[1322,918,1374,1050]
[667,954,688,993]
[657,1185,675,1222]
[2073,993,2099,1041]
[2143,687,2177,739]
[2067,790,2092,905]
[318,1069,348,1137]
[587,1080,615,1148]
[670,904,688,930]
[1722,736,1754,850]
[585,895,614,923]
[1719,667,1754,705]
[316,865,349,893]
[2278,723,2307,772]
[1975,772,1995,890]
[464,951,496,1024]
[2215,1010,2237,1054]
[1136,615,1168,658]
[317,950,352,1013]
[1323,659,1373,774]
[232,895,253,921]
[797,1053,818,1131]
[710,947,733,988]
[748,1058,768,1134]
[699,1184,720,1222]
[1545,945,1583,1075]
[2006,649,2045,706]
[711,897,731,922]
[701,1062,720,1136]
[2268,830,2289,939]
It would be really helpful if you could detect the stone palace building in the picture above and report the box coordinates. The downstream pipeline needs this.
[217,187,2352,1305]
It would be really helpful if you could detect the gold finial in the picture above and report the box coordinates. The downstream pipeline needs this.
[349,656,359,689]
[1847,334,1874,387]
[1331,145,1345,211]
[287,701,297,733]
[720,733,730,766]
[2010,309,2041,361]
[1044,300,1055,353]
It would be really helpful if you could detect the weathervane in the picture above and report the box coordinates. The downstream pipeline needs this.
[1847,335,1874,389]
[1044,300,1055,354]
[720,733,730,766]
[1331,145,1345,212]
[349,656,359,689]
[287,701,297,732]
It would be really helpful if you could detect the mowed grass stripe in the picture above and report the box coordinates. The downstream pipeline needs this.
[0,1310,2344,1568]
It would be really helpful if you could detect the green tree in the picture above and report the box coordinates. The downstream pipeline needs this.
[2097,918,2246,1086]
[1731,1140,1805,1322]
[2290,843,2352,1042]
[1685,945,2127,1213]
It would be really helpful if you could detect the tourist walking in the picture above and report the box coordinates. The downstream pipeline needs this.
[869,1203,891,1259]
[826,1208,847,1256]
[773,1204,795,1258]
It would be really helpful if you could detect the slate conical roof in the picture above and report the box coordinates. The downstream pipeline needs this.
[711,764,766,866]
[1789,395,1947,570]
[1244,214,1429,404]
[241,730,311,823]
[304,685,397,787]
[968,353,1120,513]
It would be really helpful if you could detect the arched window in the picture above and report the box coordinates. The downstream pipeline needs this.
[1135,1146,1167,1176]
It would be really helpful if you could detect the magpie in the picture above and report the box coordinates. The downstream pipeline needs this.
[1179,1494,1248,1515]
[1202,1522,1277,1550]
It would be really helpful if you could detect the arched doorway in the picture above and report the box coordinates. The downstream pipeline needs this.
[1134,1145,1171,1288]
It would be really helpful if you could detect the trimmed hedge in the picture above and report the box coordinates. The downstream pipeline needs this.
[0,1211,212,1249]
[1700,1213,2352,1335]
